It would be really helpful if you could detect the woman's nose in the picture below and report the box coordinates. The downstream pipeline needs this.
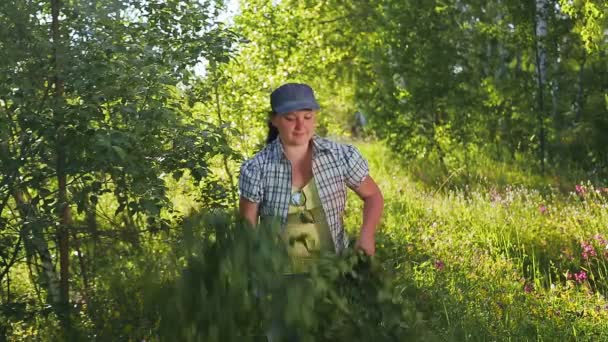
[294,118,303,129]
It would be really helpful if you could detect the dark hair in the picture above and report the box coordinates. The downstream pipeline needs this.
[266,111,279,144]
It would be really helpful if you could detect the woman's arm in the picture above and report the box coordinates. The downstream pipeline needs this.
[239,197,260,227]
[353,176,384,255]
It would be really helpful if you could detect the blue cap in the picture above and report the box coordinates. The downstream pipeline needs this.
[270,83,320,115]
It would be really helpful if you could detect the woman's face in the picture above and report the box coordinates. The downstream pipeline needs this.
[271,110,316,146]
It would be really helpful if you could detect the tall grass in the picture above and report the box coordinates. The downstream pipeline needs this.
[350,141,608,340]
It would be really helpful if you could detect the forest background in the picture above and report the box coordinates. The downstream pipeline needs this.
[1,0,607,340]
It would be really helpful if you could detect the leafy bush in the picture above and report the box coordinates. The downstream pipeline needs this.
[154,212,434,342]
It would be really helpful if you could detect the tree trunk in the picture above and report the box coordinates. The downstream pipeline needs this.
[72,230,91,306]
[575,51,586,123]
[551,46,559,123]
[13,191,62,305]
[212,76,237,205]
[51,0,73,334]
[534,0,550,173]
[550,35,561,164]
[495,0,507,79]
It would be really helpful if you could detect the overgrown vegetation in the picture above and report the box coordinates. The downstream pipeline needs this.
[354,142,608,341]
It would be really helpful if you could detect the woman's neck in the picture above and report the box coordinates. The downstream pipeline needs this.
[282,139,314,188]
[281,140,312,163]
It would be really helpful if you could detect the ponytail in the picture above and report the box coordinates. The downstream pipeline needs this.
[266,120,279,145]
[266,111,279,144]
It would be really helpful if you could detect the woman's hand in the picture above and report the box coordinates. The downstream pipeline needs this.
[355,233,376,256]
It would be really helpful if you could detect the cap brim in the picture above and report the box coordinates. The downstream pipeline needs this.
[274,100,320,115]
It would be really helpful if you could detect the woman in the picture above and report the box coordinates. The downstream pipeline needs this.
[238,83,383,272]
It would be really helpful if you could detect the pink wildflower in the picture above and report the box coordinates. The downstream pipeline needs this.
[575,184,587,197]
[539,205,548,214]
[524,283,533,293]
[434,260,445,271]
[574,270,587,283]
[581,241,597,260]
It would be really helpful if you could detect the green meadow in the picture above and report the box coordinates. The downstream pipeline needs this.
[348,141,608,341]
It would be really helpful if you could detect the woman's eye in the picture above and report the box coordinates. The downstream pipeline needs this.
[304,116,313,120]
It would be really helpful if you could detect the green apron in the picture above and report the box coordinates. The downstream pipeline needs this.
[281,178,335,274]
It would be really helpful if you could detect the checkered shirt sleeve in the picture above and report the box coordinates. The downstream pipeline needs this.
[238,159,263,203]
[343,145,369,189]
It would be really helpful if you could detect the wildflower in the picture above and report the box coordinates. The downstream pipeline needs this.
[434,260,445,271]
[574,270,587,283]
[575,184,587,197]
[594,234,607,246]
[539,205,548,214]
[524,283,533,293]
[490,188,502,203]
[581,241,597,260]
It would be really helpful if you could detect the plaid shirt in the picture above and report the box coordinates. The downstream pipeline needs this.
[238,135,369,252]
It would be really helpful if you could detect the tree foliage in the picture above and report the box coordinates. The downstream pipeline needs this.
[224,0,608,178]
[1,0,237,338]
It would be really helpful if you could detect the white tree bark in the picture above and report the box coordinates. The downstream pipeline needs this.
[535,0,550,171]
[13,191,62,305]
[535,0,549,87]
[575,51,586,122]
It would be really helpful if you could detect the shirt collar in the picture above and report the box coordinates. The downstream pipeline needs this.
[269,134,331,161]
[311,135,332,153]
